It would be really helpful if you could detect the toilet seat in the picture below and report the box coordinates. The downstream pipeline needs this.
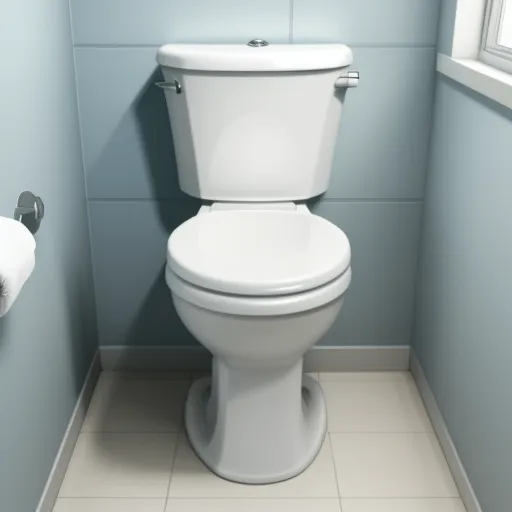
[167,209,351,296]
[166,266,351,316]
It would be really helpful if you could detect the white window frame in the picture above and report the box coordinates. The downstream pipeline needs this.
[436,0,512,110]
[480,0,512,74]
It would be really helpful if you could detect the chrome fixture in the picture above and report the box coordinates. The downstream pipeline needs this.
[13,191,44,234]
[156,79,182,94]
[335,71,360,88]
[247,39,269,47]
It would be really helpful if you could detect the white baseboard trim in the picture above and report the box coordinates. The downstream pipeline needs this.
[410,351,482,512]
[36,352,101,512]
[100,345,410,372]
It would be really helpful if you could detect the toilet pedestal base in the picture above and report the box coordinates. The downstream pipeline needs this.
[184,357,327,484]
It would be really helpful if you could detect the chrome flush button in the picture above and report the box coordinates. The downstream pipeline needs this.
[247,39,269,47]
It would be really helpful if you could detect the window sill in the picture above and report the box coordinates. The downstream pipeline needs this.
[437,53,512,110]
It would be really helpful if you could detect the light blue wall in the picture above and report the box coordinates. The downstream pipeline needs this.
[0,0,98,510]
[437,0,457,55]
[71,0,440,347]
[414,5,512,511]
[413,76,512,512]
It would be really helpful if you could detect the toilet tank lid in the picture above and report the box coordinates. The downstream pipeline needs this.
[156,44,353,72]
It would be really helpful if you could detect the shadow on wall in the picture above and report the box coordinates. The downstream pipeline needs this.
[0,316,7,354]
[134,69,193,211]
[90,68,202,347]
[124,266,199,348]
[86,66,189,203]
[62,253,100,392]
[135,68,202,210]
[134,72,200,346]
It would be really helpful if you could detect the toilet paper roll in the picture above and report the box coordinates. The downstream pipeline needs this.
[0,216,36,317]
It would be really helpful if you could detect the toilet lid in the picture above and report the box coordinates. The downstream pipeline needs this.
[167,210,351,296]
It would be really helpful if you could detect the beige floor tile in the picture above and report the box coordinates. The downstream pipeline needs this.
[330,433,459,498]
[59,433,177,498]
[323,379,432,433]
[341,498,466,511]
[165,498,341,511]
[82,374,189,433]
[53,498,166,512]
[168,435,339,498]
[320,372,412,382]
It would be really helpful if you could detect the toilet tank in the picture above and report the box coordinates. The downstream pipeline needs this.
[156,44,353,201]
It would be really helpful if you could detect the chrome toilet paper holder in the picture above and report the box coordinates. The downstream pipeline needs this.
[14,191,44,234]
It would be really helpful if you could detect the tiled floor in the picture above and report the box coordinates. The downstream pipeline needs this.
[54,371,467,512]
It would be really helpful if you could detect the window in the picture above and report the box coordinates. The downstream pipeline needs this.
[437,0,512,110]
[481,0,512,73]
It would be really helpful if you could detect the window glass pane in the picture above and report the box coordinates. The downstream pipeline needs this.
[499,0,512,48]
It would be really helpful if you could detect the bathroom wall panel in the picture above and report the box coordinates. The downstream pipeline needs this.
[0,0,97,509]
[88,200,200,346]
[89,200,421,347]
[413,76,512,512]
[76,47,436,201]
[72,0,439,349]
[436,0,458,55]
[293,0,440,46]
[312,200,422,346]
[71,0,291,46]
[74,48,183,200]
[327,47,436,200]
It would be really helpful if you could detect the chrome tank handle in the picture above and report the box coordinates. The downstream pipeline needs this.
[155,79,182,94]
[335,71,360,88]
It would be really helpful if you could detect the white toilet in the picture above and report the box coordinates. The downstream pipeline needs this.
[156,43,357,484]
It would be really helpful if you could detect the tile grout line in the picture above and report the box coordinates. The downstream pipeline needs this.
[349,43,436,48]
[72,43,436,49]
[289,0,294,43]
[80,430,184,434]
[55,496,465,500]
[74,44,161,48]
[60,372,458,505]
[327,432,343,504]
[327,430,438,435]
[57,496,360,500]
[165,374,190,508]
[164,432,182,510]
[86,197,424,203]
[333,497,466,501]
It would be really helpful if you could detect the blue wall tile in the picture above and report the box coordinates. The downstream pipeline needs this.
[76,47,436,201]
[311,200,422,346]
[90,200,421,347]
[328,47,436,199]
[413,77,512,512]
[75,48,184,200]
[0,0,97,510]
[71,0,291,45]
[88,200,200,346]
[75,0,439,350]
[437,0,457,55]
[293,0,440,46]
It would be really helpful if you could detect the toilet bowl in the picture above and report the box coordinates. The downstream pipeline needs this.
[166,205,351,483]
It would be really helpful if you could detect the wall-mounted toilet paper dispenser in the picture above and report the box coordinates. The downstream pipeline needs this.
[13,191,44,235]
